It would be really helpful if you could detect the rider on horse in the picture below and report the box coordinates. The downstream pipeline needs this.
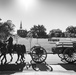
[6,36,13,45]
[6,36,13,52]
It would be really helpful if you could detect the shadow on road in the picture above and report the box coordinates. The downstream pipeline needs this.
[0,63,26,75]
[0,63,53,74]
[59,63,76,72]
[31,63,53,71]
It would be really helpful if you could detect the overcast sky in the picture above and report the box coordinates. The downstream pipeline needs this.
[0,0,76,34]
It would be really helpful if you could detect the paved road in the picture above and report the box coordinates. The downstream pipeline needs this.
[0,54,76,75]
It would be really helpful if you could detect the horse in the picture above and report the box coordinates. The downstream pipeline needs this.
[13,44,26,64]
[0,41,14,64]
[0,40,26,64]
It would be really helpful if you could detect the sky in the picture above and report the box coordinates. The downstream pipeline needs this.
[0,0,76,34]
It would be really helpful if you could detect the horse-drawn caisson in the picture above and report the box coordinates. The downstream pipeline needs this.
[52,41,76,63]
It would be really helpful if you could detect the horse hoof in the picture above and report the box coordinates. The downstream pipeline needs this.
[15,62,18,64]
[1,63,3,65]
[4,62,7,65]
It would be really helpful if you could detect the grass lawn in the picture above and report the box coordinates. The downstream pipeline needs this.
[13,37,76,53]
[13,38,55,53]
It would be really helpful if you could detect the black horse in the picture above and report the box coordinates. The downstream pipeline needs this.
[0,39,26,64]
[13,44,26,64]
[0,40,13,64]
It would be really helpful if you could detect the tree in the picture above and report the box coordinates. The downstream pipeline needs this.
[49,29,62,37]
[66,26,76,37]
[0,20,15,41]
[30,25,47,38]
[66,26,75,33]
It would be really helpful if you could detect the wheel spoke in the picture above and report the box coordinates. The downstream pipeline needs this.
[58,54,64,59]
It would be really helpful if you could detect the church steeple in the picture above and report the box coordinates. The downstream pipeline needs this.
[20,21,22,29]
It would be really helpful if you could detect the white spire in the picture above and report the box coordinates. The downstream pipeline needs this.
[20,21,22,29]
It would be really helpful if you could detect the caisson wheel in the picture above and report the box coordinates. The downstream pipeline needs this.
[30,60,39,71]
[58,54,64,59]
[31,46,47,63]
[63,48,76,63]
[58,49,64,59]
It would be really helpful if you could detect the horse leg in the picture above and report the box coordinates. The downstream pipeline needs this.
[16,54,20,64]
[23,54,25,60]
[4,54,7,64]
[1,54,7,64]
[21,54,25,63]
[20,54,23,62]
[7,53,13,64]
[0,54,3,64]
[19,54,23,63]
[1,57,4,64]
[20,54,23,63]
[9,53,13,63]
[19,54,24,63]
[0,54,2,58]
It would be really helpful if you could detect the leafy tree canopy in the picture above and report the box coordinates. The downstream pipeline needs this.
[66,26,76,33]
[30,24,47,38]
[49,29,62,37]
[0,20,15,41]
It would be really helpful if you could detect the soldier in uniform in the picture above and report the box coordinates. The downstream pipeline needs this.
[7,36,13,45]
